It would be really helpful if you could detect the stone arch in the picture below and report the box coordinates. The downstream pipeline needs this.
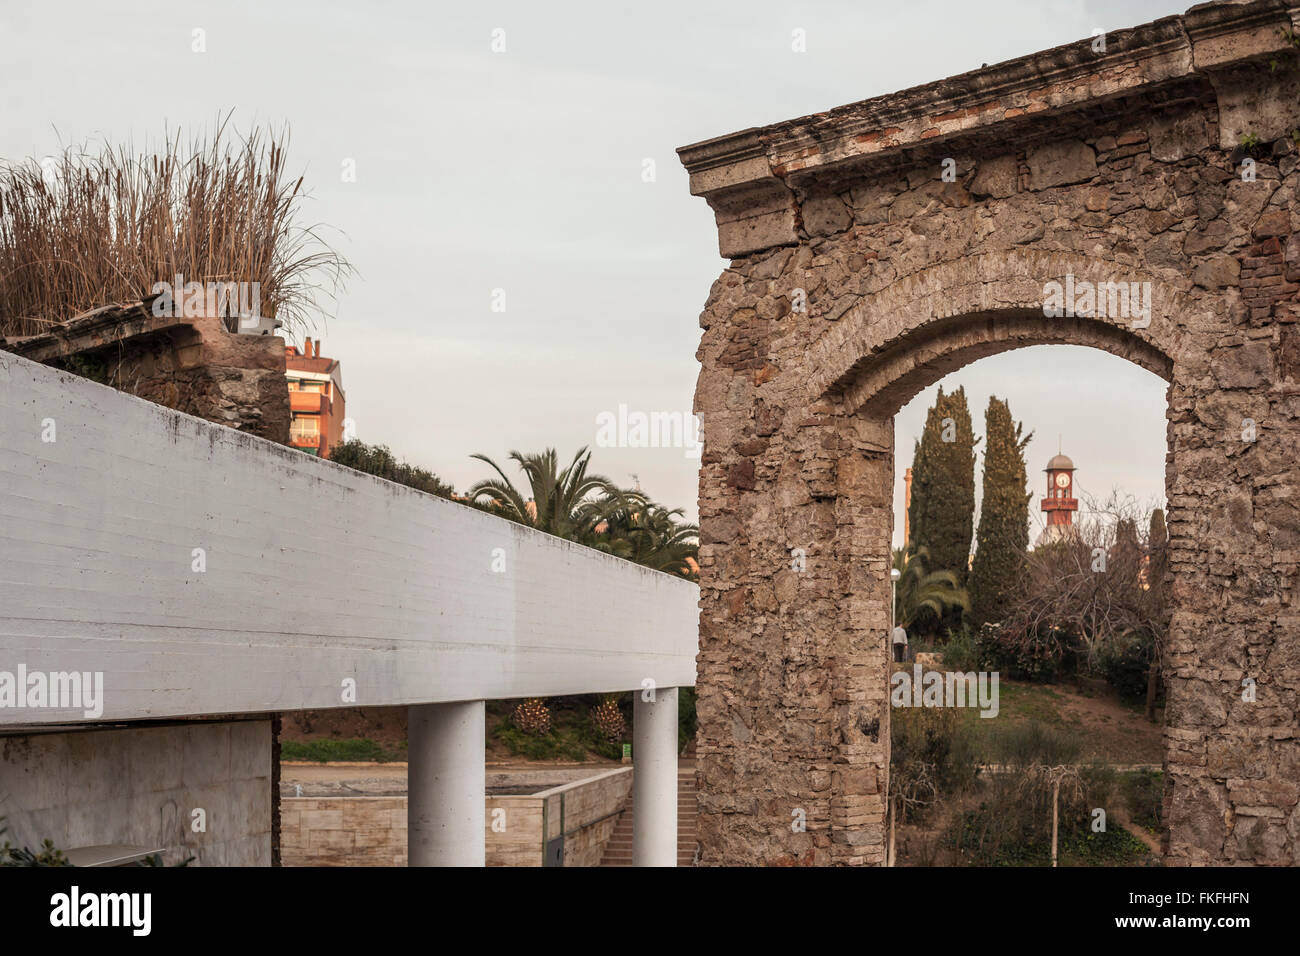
[805,250,1186,414]
[843,309,1172,415]
[681,1,1300,867]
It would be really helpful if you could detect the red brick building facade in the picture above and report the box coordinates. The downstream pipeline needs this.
[285,337,346,458]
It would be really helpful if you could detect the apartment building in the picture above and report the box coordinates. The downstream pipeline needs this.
[285,337,346,457]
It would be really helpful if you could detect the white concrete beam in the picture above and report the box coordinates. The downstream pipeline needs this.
[0,352,698,725]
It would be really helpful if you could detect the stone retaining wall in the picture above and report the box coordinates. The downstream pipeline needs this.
[280,767,632,866]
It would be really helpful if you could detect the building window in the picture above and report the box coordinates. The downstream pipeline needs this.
[291,417,320,441]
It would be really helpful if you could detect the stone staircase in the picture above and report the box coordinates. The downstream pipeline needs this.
[599,763,698,866]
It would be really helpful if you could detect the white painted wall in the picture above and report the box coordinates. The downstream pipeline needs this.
[0,351,698,726]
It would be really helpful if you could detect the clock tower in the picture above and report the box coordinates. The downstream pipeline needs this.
[1041,452,1078,541]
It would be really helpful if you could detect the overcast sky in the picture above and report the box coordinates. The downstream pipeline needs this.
[1,0,1180,538]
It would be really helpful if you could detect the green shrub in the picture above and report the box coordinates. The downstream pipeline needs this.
[1096,633,1161,706]
[1,819,69,867]
[494,717,593,761]
[489,692,695,761]
[328,440,455,498]
[945,763,1150,866]
[985,721,1082,768]
[491,696,627,761]
[977,623,1080,683]
[945,760,1068,866]
[280,738,406,763]
[1056,820,1154,865]
[1120,769,1164,832]
[890,704,979,823]
[938,626,986,672]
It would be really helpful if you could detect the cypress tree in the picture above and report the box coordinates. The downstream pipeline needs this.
[1113,517,1142,584]
[969,397,1032,626]
[907,386,977,586]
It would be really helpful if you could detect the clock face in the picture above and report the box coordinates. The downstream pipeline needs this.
[1055,472,1070,489]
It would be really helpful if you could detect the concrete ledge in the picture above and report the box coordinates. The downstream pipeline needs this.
[0,351,698,725]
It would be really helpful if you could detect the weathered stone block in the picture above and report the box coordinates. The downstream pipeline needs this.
[1211,341,1273,389]
[1149,111,1210,162]
[1027,140,1097,190]
[970,155,1019,198]
[1255,209,1290,239]
[802,194,853,236]
[1192,255,1241,290]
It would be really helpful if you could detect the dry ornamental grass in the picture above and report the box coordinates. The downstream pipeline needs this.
[0,116,350,338]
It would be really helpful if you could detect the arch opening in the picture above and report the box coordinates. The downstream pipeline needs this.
[882,341,1172,865]
[832,308,1174,418]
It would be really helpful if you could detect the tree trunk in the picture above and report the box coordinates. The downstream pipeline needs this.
[887,799,896,867]
[1145,654,1159,723]
[1051,777,1060,868]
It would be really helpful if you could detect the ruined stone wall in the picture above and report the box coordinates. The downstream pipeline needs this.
[686,4,1300,866]
[0,306,289,444]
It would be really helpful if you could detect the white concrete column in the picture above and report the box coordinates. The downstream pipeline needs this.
[633,685,678,866]
[408,700,485,866]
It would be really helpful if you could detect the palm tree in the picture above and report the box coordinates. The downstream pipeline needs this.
[467,447,632,541]
[595,500,699,579]
[892,546,970,633]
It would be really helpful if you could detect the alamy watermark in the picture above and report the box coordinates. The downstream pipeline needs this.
[595,404,702,459]
[149,275,270,331]
[0,664,104,719]
[890,663,1000,718]
[1043,274,1151,328]
[50,887,150,936]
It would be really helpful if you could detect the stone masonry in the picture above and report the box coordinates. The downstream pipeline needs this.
[0,303,290,444]
[679,0,1300,865]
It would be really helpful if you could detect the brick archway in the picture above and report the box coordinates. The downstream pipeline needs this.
[681,1,1300,866]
